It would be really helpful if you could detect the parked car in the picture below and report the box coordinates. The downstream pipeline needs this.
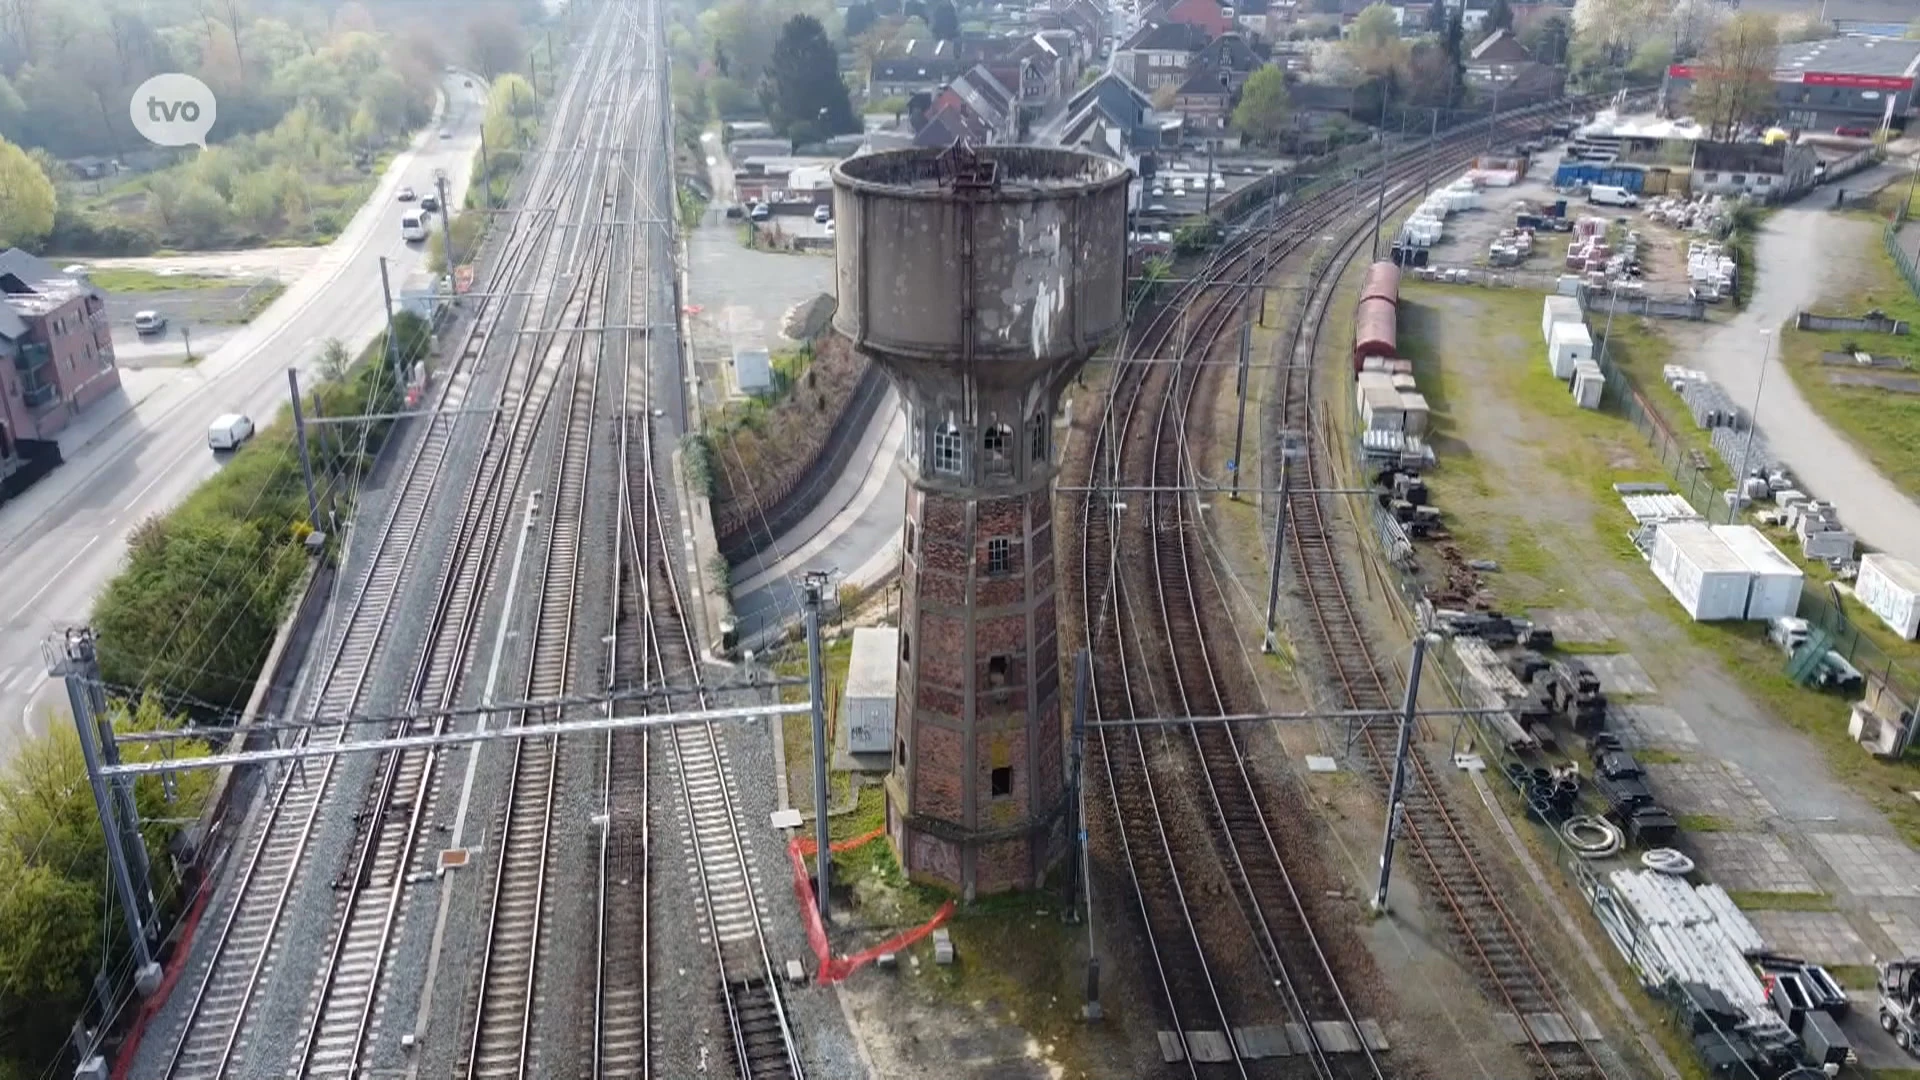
[133,311,167,335]
[1835,125,1872,138]
[207,413,255,452]
[420,194,440,213]
[813,204,831,223]
[750,203,771,222]
[824,220,836,238]
[398,185,416,201]
[438,129,451,139]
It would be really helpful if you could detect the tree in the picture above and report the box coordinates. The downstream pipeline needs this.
[929,0,959,41]
[904,0,928,24]
[1571,0,1664,67]
[704,0,779,81]
[1424,0,1446,34]
[1151,82,1179,110]
[1485,0,1512,34]
[319,337,351,382]
[843,1,877,41]
[465,8,524,79]
[760,15,857,144]
[1342,2,1410,82]
[1232,65,1290,147]
[0,136,54,251]
[1689,12,1778,139]
[1519,12,1572,65]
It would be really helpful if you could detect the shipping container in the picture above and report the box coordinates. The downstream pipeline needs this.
[1712,524,1805,620]
[1553,161,1647,193]
[1359,383,1404,432]
[845,627,900,755]
[1354,295,1397,371]
[1548,320,1593,379]
[1542,295,1582,344]
[1856,554,1920,640]
[1360,261,1401,307]
[1649,521,1752,621]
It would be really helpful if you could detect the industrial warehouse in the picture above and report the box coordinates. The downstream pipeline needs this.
[9,1,1920,1080]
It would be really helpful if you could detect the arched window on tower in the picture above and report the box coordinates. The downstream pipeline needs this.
[983,421,1013,476]
[1028,410,1048,463]
[932,419,963,475]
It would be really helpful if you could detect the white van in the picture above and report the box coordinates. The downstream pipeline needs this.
[1589,184,1639,208]
[208,413,255,452]
[401,213,430,242]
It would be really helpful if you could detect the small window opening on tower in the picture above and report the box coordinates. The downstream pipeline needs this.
[990,766,1012,798]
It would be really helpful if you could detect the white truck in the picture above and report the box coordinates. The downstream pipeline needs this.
[1589,184,1640,208]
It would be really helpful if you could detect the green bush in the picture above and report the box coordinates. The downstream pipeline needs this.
[92,314,427,711]
[43,207,159,256]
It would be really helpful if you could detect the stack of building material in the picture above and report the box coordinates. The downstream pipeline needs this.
[1390,372,1419,392]
[1447,637,1536,750]
[1648,521,1755,621]
[1672,371,1747,431]
[1687,240,1738,301]
[1710,426,1777,480]
[1548,320,1594,379]
[1789,501,1855,561]
[1605,870,1778,1030]
[1488,227,1534,266]
[1855,553,1920,640]
[1713,524,1804,620]
[1570,359,1605,409]
[1356,371,1404,432]
[1399,391,1431,435]
[1360,428,1437,471]
[1622,493,1704,525]
[1358,355,1415,376]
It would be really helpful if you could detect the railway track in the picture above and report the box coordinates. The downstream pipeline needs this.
[1076,95,1615,1080]
[157,7,635,1078]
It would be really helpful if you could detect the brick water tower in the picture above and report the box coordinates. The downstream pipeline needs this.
[832,145,1129,897]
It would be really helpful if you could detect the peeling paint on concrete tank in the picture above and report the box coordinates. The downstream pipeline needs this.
[831,144,1130,897]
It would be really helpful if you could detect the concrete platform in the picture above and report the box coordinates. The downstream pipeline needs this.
[1747,910,1876,965]
[1531,608,1615,644]
[1581,652,1658,696]
[1688,832,1821,894]
[1607,703,1699,750]
[1810,832,1920,898]
[1870,909,1920,955]
[1645,760,1777,823]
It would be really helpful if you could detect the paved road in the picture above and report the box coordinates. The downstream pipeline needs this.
[1684,196,1920,567]
[0,73,488,760]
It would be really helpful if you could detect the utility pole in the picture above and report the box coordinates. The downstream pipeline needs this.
[378,256,399,382]
[180,325,192,363]
[288,370,321,533]
[1261,437,1297,652]
[1230,320,1250,501]
[802,572,833,921]
[45,629,161,996]
[1064,648,1089,920]
[436,174,458,278]
[1373,633,1433,913]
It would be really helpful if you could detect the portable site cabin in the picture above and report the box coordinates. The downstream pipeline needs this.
[1548,320,1594,379]
[1713,524,1804,621]
[844,627,899,755]
[1542,295,1582,344]
[1649,521,1752,621]
[1857,554,1920,640]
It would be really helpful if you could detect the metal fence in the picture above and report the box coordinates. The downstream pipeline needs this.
[1410,265,1707,320]
[1884,223,1920,301]
[1795,311,1909,335]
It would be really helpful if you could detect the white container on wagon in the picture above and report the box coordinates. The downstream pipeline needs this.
[1648,521,1753,621]
[1712,524,1804,620]
[1398,392,1431,436]
[1542,295,1582,344]
[1548,320,1594,379]
[1856,553,1920,640]
[1360,383,1405,432]
[844,627,900,755]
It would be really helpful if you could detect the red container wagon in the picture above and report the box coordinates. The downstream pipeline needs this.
[1354,296,1397,372]
[1359,260,1400,308]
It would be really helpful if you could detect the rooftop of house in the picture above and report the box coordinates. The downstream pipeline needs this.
[1121,20,1212,52]
[1777,35,1920,79]
[916,99,994,146]
[0,250,99,338]
[1177,63,1234,96]
[1194,32,1258,71]
[1469,28,1530,64]
[1067,70,1152,122]
[952,65,1016,124]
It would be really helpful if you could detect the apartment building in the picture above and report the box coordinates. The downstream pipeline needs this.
[0,249,121,444]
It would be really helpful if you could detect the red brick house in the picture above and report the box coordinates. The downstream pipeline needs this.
[0,250,120,443]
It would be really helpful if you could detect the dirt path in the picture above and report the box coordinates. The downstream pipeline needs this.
[1666,205,1920,564]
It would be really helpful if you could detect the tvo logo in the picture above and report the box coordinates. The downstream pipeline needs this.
[130,74,218,149]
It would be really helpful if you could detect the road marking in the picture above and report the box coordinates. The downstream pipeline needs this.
[4,667,37,693]
[10,534,100,621]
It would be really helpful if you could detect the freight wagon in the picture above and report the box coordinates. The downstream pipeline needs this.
[1353,260,1400,372]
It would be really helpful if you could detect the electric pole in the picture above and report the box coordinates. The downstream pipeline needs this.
[45,629,161,996]
[289,370,321,533]
[436,174,458,280]
[802,572,832,921]
[1230,320,1250,501]
[1373,633,1434,912]
[378,256,399,382]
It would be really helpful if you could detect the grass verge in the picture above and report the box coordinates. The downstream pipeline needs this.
[84,267,235,292]
[1676,813,1736,833]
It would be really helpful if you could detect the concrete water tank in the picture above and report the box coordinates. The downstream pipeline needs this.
[832,145,1130,377]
